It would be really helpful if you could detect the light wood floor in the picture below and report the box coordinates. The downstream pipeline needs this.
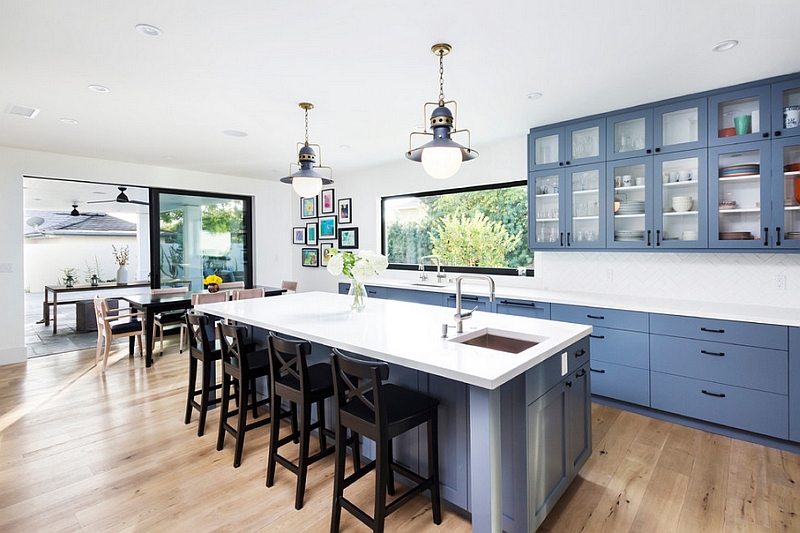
[1,342,798,533]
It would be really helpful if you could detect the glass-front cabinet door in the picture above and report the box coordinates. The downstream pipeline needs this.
[565,118,605,167]
[709,85,771,146]
[708,141,771,248]
[606,157,653,248]
[607,109,653,161]
[566,165,605,248]
[653,98,707,154]
[529,127,563,171]
[529,169,565,248]
[772,79,800,139]
[771,137,800,249]
[653,150,708,248]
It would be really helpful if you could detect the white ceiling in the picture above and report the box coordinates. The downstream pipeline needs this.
[4,0,800,196]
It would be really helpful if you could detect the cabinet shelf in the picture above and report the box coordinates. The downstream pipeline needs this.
[663,210,698,216]
[718,174,760,182]
[535,218,559,222]
[614,185,645,192]
[572,188,599,195]
[536,193,559,198]
[572,215,599,221]
[614,213,645,218]
[718,207,761,214]
[785,205,800,211]
[663,181,698,187]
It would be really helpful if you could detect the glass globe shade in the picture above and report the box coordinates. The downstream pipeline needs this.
[292,177,322,197]
[421,146,462,179]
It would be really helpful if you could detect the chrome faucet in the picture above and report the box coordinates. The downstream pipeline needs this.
[454,275,496,333]
[419,255,445,282]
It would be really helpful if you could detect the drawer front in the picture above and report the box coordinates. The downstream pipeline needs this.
[552,304,648,333]
[651,372,788,439]
[339,283,387,299]
[495,298,551,320]
[589,326,649,369]
[589,360,650,407]
[443,294,492,312]
[385,288,444,306]
[651,335,788,394]
[650,313,788,350]
[526,337,590,402]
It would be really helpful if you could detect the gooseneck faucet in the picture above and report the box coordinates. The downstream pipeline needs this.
[454,275,495,333]
[419,255,445,281]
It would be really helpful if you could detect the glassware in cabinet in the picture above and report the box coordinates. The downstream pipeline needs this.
[771,79,800,139]
[565,118,606,166]
[607,109,653,161]
[566,165,605,248]
[708,85,771,146]
[771,137,800,248]
[653,98,707,154]
[530,170,565,248]
[607,157,653,248]
[653,150,707,248]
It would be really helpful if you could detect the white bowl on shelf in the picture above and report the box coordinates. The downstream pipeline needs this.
[672,197,693,212]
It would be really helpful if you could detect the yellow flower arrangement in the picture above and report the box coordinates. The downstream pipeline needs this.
[204,274,223,285]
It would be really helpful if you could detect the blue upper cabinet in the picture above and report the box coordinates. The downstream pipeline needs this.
[606,108,653,161]
[653,98,708,154]
[652,149,708,249]
[771,79,800,140]
[708,85,772,147]
[770,136,800,249]
[530,169,567,249]
[529,126,564,171]
[606,156,655,248]
[529,119,606,171]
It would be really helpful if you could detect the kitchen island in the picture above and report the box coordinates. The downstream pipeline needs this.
[197,291,592,533]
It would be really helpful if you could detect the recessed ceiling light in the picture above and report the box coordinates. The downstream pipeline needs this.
[60,118,78,124]
[527,92,543,100]
[88,85,109,93]
[340,144,350,150]
[712,40,738,52]
[223,130,248,137]
[135,24,163,37]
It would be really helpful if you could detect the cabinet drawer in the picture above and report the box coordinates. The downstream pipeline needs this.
[526,337,589,403]
[552,304,648,333]
[651,372,788,439]
[443,294,492,313]
[385,288,444,306]
[495,298,551,319]
[650,314,788,350]
[651,335,787,394]
[589,361,649,407]
[589,326,649,369]
[339,283,387,299]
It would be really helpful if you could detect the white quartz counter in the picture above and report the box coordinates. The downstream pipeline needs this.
[362,277,800,327]
[196,291,592,390]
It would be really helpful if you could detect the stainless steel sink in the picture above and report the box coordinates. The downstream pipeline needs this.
[410,282,447,288]
[450,328,544,354]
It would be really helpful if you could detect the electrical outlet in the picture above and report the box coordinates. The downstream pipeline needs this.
[561,352,568,376]
[606,269,613,282]
[774,274,786,290]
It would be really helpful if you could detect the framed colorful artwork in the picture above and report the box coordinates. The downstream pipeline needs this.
[320,242,334,266]
[319,216,337,240]
[320,188,335,215]
[305,222,318,246]
[301,248,319,267]
[292,226,305,245]
[337,197,352,224]
[338,227,359,249]
[300,196,317,219]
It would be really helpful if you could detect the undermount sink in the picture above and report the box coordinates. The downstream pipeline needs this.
[410,282,447,287]
[450,328,545,354]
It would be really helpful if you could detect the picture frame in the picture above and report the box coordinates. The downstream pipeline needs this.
[338,227,359,250]
[320,188,335,215]
[318,216,337,240]
[300,196,317,219]
[292,227,306,245]
[305,222,318,246]
[320,242,334,266]
[301,248,319,267]
[337,197,352,224]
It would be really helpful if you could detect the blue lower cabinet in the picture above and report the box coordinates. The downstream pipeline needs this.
[337,282,387,299]
[552,303,649,332]
[590,326,649,369]
[385,287,444,306]
[650,313,788,351]
[443,293,493,312]
[589,360,650,406]
[495,298,551,319]
[791,328,800,443]
[651,371,789,440]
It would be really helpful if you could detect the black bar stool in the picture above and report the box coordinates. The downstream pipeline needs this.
[265,333,361,510]
[330,348,442,533]
[184,311,222,437]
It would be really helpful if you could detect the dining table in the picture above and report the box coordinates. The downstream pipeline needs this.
[122,285,286,367]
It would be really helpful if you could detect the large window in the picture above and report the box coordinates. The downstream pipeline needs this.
[382,181,532,275]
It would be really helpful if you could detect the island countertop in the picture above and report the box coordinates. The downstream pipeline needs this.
[196,291,592,390]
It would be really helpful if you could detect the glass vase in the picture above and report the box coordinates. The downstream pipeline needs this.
[347,280,368,312]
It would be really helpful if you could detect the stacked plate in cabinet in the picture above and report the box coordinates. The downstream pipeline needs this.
[785,232,800,240]
[614,230,645,241]
[719,164,759,177]
[719,231,753,240]
[615,201,645,215]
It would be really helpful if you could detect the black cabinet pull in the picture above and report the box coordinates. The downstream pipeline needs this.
[367,290,378,296]
[701,349,725,357]
[776,227,782,246]
[590,368,605,374]
[566,380,573,387]
[499,300,539,308]
[700,327,725,333]
[589,334,605,339]
[655,147,661,153]
[576,368,586,378]
[565,160,571,165]
[574,348,586,358]
[763,132,770,138]
[764,227,769,246]
[559,162,564,166]
[560,232,564,246]
[587,314,604,320]
[647,229,651,246]
[775,131,781,136]
[567,232,571,246]
[656,229,661,246]
[646,149,652,154]
[701,389,726,398]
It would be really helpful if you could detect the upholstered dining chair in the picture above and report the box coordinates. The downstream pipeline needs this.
[151,286,189,356]
[93,296,145,372]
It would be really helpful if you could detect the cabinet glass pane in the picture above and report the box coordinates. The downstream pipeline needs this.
[715,149,762,242]
[571,126,600,160]
[535,135,559,165]
[611,163,647,242]
[781,88,800,130]
[662,107,699,147]
[534,174,560,243]
[570,169,600,243]
[613,118,646,154]
[660,156,700,242]
[781,144,800,240]
[716,96,760,138]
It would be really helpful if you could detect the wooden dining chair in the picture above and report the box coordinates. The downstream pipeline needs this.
[151,286,189,356]
[218,281,245,291]
[281,280,298,293]
[93,296,145,372]
[178,291,230,353]
[232,287,265,300]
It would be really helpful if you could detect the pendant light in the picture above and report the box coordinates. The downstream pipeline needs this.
[280,102,333,197]
[406,43,477,179]
[70,204,80,216]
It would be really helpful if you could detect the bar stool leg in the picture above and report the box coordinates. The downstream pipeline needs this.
[330,425,347,533]
[216,373,231,452]
[386,439,395,496]
[197,358,213,437]
[265,393,282,488]
[296,401,312,509]
[374,438,390,533]
[233,377,249,467]
[184,355,198,425]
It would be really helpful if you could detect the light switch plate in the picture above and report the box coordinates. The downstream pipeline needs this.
[561,351,568,376]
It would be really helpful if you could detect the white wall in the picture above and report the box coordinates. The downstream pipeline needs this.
[2,146,292,366]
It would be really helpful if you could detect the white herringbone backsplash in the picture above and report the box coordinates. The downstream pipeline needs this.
[538,252,800,308]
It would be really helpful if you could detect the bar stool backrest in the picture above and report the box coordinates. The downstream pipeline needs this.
[218,322,250,372]
[185,311,215,359]
[267,332,312,395]
[331,349,390,438]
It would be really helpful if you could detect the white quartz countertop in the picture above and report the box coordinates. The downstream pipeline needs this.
[359,277,800,328]
[196,291,592,390]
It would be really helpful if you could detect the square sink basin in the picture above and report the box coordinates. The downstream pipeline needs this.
[410,282,447,288]
[450,328,545,354]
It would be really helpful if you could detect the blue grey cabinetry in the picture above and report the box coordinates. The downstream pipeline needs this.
[606,108,654,161]
[653,97,708,154]
[653,149,709,248]
[529,168,566,249]
[709,84,772,147]
[552,304,650,406]
[606,156,655,248]
[384,287,444,306]
[791,328,800,442]
[770,136,800,249]
[443,293,493,313]
[337,282,388,299]
[495,298,551,319]
[771,79,800,140]
[529,118,606,171]
[650,314,789,440]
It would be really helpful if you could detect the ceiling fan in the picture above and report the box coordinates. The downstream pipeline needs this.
[87,186,149,206]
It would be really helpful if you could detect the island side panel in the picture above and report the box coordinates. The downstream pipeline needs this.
[469,384,504,533]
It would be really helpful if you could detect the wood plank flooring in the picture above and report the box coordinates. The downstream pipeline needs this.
[1,341,798,532]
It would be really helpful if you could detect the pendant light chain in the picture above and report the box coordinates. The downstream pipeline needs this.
[438,49,445,106]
